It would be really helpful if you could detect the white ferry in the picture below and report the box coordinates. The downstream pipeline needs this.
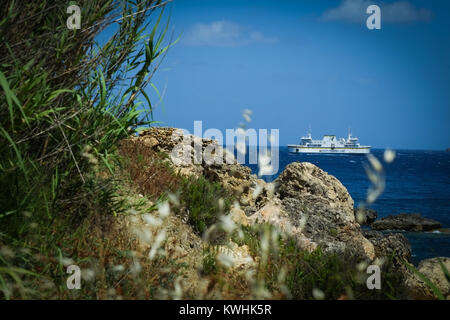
[288,130,371,154]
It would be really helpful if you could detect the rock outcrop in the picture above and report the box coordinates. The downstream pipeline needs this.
[133,128,429,263]
[136,127,178,152]
[362,230,411,269]
[405,257,450,299]
[275,162,354,218]
[134,127,269,212]
[203,163,268,213]
[354,207,377,225]
[247,197,319,253]
[371,213,442,232]
[273,162,375,259]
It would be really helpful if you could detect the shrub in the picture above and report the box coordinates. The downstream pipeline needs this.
[178,175,231,235]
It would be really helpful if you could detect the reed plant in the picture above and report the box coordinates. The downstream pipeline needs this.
[0,0,174,298]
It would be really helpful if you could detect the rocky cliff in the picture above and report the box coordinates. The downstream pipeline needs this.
[130,128,399,260]
[126,127,448,299]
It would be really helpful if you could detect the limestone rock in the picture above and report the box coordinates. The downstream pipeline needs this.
[371,213,442,232]
[217,242,255,270]
[362,230,411,269]
[230,207,249,226]
[405,257,450,300]
[354,207,378,225]
[274,162,375,259]
[276,162,355,221]
[247,198,318,252]
[137,127,177,153]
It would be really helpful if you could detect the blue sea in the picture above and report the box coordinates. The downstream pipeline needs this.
[246,148,450,265]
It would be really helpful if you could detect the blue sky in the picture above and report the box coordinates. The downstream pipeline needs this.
[145,0,450,150]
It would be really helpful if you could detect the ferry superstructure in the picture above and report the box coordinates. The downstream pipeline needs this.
[288,131,371,154]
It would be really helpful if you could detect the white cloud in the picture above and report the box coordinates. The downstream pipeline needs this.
[183,20,278,47]
[321,0,432,23]
[382,1,432,22]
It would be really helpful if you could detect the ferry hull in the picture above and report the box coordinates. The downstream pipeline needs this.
[288,145,370,155]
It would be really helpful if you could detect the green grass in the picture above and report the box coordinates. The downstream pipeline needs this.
[0,177,191,299]
[232,224,408,300]
[201,246,219,276]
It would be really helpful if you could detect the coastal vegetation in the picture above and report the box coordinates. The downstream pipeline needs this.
[0,0,175,299]
[0,0,448,300]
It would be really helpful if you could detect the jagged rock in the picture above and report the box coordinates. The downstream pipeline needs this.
[248,198,294,232]
[405,257,450,300]
[248,198,318,252]
[273,162,375,259]
[175,164,204,178]
[137,127,177,152]
[136,127,220,159]
[134,127,273,211]
[371,213,442,232]
[276,162,354,220]
[204,164,273,210]
[204,164,253,192]
[362,230,411,268]
[354,207,378,225]
[230,207,248,226]
[140,136,159,148]
[128,128,435,298]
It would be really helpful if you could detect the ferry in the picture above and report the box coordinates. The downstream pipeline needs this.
[288,130,371,154]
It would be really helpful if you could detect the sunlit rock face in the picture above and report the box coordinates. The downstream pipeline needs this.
[276,162,355,221]
[405,257,450,300]
[274,162,375,260]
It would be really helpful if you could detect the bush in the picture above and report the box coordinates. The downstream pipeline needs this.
[178,175,231,235]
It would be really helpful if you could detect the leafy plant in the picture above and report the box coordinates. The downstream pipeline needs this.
[178,176,231,235]
[201,246,219,276]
